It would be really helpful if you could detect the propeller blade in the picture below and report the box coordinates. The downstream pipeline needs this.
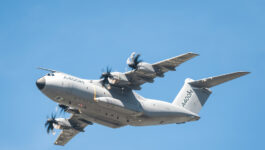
[100,67,113,86]
[45,113,58,134]
[127,52,143,70]
[106,66,111,73]
[134,54,142,66]
[58,104,69,113]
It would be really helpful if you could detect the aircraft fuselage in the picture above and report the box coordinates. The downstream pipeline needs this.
[37,72,199,128]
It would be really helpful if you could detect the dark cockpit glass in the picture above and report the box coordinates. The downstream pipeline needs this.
[46,73,55,76]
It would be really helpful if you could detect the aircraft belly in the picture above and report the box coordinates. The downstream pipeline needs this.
[128,100,199,126]
[80,104,129,128]
[129,116,192,126]
[57,85,141,128]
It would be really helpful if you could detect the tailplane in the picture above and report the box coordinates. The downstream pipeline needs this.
[172,72,250,114]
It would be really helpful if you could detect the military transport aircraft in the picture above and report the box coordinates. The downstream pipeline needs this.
[36,52,249,146]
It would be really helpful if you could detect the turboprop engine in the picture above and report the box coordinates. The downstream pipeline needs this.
[45,114,84,134]
[136,62,155,74]
[126,52,155,74]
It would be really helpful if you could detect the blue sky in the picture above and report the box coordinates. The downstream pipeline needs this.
[0,0,264,149]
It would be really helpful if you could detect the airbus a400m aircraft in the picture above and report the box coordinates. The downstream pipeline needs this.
[36,52,249,146]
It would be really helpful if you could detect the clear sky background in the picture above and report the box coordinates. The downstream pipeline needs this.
[0,0,264,150]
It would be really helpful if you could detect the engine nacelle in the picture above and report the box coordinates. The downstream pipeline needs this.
[108,72,130,86]
[53,118,72,130]
[54,118,85,132]
[137,62,155,74]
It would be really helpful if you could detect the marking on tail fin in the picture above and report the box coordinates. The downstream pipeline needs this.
[182,90,193,107]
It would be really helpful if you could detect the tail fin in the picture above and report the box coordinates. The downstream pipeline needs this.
[172,72,250,114]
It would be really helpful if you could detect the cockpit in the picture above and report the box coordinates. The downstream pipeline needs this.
[46,73,55,76]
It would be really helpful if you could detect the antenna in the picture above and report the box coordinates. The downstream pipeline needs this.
[37,67,57,73]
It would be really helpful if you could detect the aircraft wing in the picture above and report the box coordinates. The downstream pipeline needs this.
[54,114,92,146]
[124,52,198,90]
[54,128,79,146]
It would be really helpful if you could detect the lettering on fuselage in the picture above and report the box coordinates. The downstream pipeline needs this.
[182,90,193,107]
[64,76,84,84]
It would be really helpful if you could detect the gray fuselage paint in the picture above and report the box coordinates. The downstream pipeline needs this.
[40,72,198,128]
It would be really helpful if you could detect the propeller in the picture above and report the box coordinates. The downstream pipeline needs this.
[45,113,58,134]
[100,67,113,86]
[127,52,142,70]
[58,104,69,113]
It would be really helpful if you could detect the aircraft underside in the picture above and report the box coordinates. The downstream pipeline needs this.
[49,93,198,128]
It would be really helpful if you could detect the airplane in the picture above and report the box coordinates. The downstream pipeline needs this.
[36,52,249,146]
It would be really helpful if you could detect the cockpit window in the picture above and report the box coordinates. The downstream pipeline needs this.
[47,73,55,76]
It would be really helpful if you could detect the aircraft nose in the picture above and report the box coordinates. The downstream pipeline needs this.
[36,77,46,90]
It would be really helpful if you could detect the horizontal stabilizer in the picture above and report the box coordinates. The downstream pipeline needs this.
[188,71,250,88]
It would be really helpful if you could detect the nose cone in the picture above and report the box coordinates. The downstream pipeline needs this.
[36,77,46,90]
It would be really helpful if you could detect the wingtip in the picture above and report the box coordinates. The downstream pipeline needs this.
[187,52,199,56]
[230,71,251,78]
[238,71,251,75]
[54,141,64,146]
